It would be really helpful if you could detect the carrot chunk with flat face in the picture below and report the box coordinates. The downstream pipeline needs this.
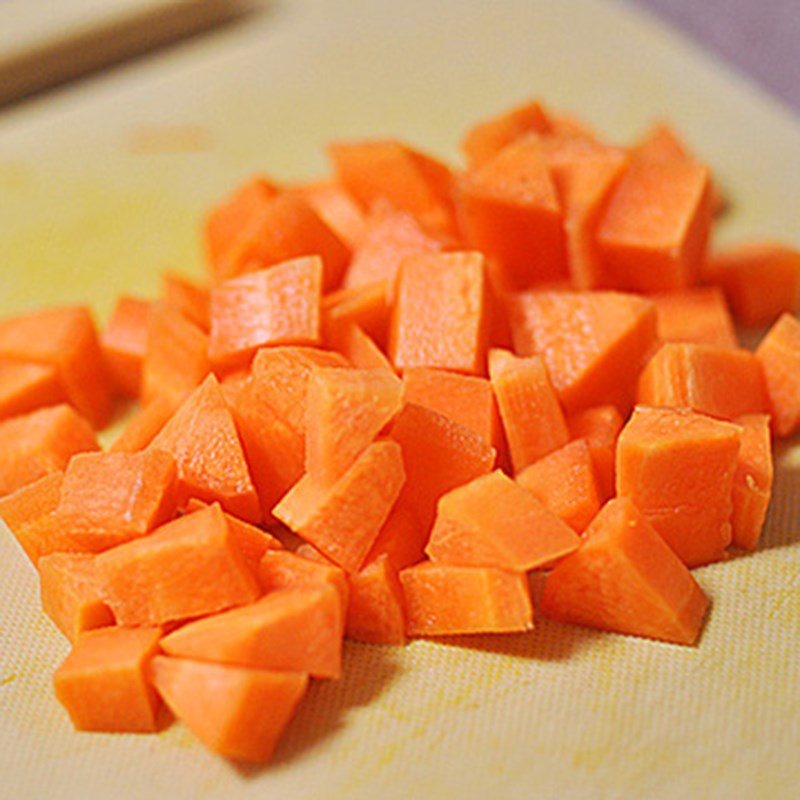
[0,404,98,497]
[257,549,348,609]
[0,472,63,564]
[162,272,210,331]
[109,396,177,453]
[597,156,712,291]
[566,405,624,499]
[150,656,308,763]
[400,562,533,636]
[637,342,768,421]
[323,281,391,347]
[304,366,404,486]
[160,585,343,679]
[297,179,368,249]
[0,306,111,428]
[489,348,569,471]
[427,470,580,570]
[516,439,602,533]
[55,450,178,552]
[616,406,741,567]
[38,553,114,642]
[508,290,658,414]
[54,627,163,733]
[652,287,738,348]
[756,313,800,437]
[707,243,800,327]
[731,414,773,551]
[101,296,151,397]
[346,555,406,644]
[328,322,395,372]
[363,502,429,571]
[273,440,405,574]
[209,258,322,372]
[0,360,63,421]
[389,251,488,375]
[149,375,260,522]
[540,498,709,645]
[95,503,260,626]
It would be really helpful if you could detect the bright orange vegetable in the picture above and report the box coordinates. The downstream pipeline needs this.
[755,313,800,437]
[322,281,391,347]
[346,555,406,644]
[0,360,64,421]
[541,498,709,645]
[108,395,177,453]
[150,656,308,763]
[162,272,210,332]
[566,405,623,499]
[328,322,395,372]
[257,549,348,609]
[731,414,773,551]
[296,179,368,249]
[363,502,429,571]
[0,472,64,564]
[652,287,738,348]
[101,296,151,397]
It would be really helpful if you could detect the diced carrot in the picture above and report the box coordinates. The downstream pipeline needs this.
[257,549,348,610]
[296,179,368,249]
[390,403,496,531]
[597,156,712,291]
[95,503,260,626]
[637,342,768,421]
[329,140,455,236]
[616,406,741,567]
[150,656,308,763]
[705,243,800,327]
[489,348,569,471]
[0,472,63,564]
[566,405,624,499]
[755,313,800,438]
[461,99,550,168]
[38,553,114,642]
[0,360,64,421]
[322,281,391,347]
[273,440,405,574]
[208,257,322,372]
[101,296,151,397]
[141,302,210,409]
[389,251,488,375]
[540,497,709,645]
[162,272,210,331]
[426,469,580,570]
[400,562,533,636]
[457,137,566,288]
[109,395,177,453]
[346,555,406,644]
[54,626,163,732]
[218,368,251,407]
[149,375,260,522]
[516,439,602,533]
[731,414,773,551]
[328,322,395,372]
[0,306,112,428]
[0,404,98,497]
[160,585,343,679]
[508,290,658,413]
[305,366,404,486]
[544,112,600,140]
[363,502,429,571]
[217,193,349,291]
[402,367,499,447]
[652,287,738,348]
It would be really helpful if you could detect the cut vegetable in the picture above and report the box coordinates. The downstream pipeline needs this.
[322,280,391,347]
[0,472,64,564]
[297,179,368,249]
[101,296,151,397]
[257,549,348,610]
[162,272,210,332]
[731,414,773,551]
[652,287,738,348]
[755,313,800,437]
[566,405,623,499]
[109,395,177,453]
[346,555,407,644]
[0,360,63,421]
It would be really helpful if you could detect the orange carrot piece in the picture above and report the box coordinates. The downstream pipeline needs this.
[208,257,323,372]
[637,342,768,421]
[328,322,395,372]
[516,439,602,533]
[457,136,566,288]
[427,469,580,570]
[141,302,210,408]
[489,348,569,471]
[217,193,349,291]
[508,290,658,414]
[389,251,489,375]
[597,156,712,291]
[616,406,741,567]
[38,553,114,642]
[273,440,405,574]
[55,450,178,552]
[0,404,98,497]
[390,403,496,531]
[402,367,499,446]
[149,375,260,522]
[0,306,111,428]
[162,272,210,331]
[322,281,391,347]
[652,287,738,348]
[755,313,800,437]
[731,414,773,551]
[0,360,64,421]
[150,656,308,763]
[101,296,151,398]
[346,555,406,645]
[160,585,343,679]
[566,405,624,499]
[0,472,63,564]
[257,549,348,610]
[363,502,429,571]
[540,497,709,645]
[109,396,177,453]
[304,366,404,486]
[95,503,260,626]
[706,243,800,327]
[400,562,533,636]
[296,179,368,249]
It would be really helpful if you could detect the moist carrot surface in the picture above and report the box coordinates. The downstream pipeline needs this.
[0,360,64,421]
[0,472,64,564]
[101,296,151,398]
[161,272,211,332]
[730,414,773,551]
[755,313,800,437]
[566,404,623,499]
[652,287,738,348]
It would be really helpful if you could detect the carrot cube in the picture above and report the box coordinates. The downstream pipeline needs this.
[297,179,368,249]
[108,396,176,453]
[0,360,64,421]
[566,405,624,499]
[756,313,800,437]
[731,414,773,551]
[257,549,348,610]
[161,272,210,332]
[328,322,395,372]
[346,555,406,645]
[363,502,429,571]
[101,296,151,398]
[322,281,391,347]
[651,287,738,348]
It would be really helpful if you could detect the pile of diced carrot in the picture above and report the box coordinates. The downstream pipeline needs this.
[2,99,800,764]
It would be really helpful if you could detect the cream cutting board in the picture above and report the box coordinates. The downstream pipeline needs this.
[0,1,799,798]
